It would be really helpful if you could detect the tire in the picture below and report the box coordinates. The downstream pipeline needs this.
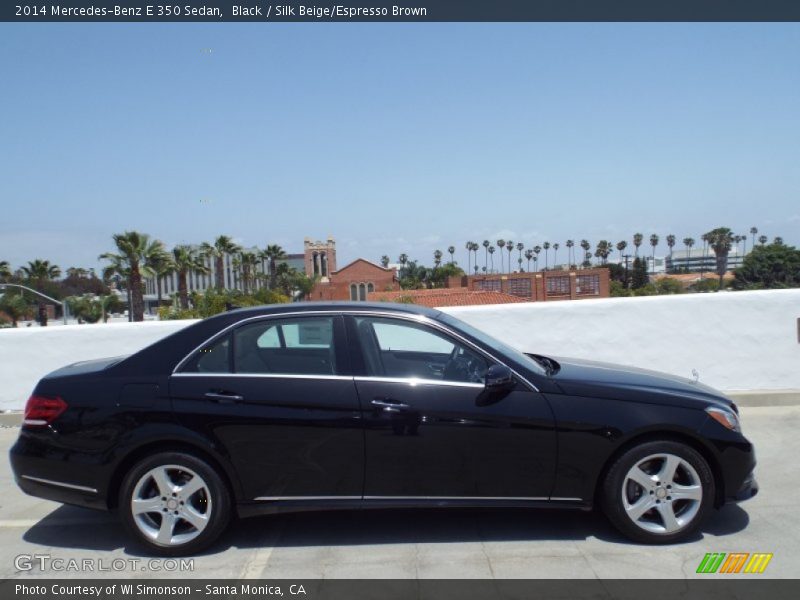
[119,452,232,556]
[601,440,715,544]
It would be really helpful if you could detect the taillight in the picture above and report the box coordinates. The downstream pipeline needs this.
[23,395,67,427]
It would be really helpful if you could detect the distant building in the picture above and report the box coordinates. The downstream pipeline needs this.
[464,268,610,302]
[310,258,400,301]
[369,288,529,308]
[666,248,747,273]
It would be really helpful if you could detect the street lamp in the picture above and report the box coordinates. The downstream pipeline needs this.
[0,283,69,325]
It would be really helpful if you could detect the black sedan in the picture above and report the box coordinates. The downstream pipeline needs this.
[10,302,757,554]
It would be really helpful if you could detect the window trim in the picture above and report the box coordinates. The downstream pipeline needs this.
[172,310,539,392]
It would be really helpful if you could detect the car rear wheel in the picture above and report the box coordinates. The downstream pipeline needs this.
[601,440,714,544]
[120,452,231,555]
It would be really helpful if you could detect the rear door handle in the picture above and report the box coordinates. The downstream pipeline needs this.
[371,398,409,412]
[204,391,244,404]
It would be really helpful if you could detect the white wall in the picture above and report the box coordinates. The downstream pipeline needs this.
[442,289,800,393]
[0,290,798,411]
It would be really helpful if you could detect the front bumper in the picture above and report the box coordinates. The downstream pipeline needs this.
[731,471,759,502]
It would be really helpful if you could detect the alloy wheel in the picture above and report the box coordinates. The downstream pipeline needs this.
[130,464,212,546]
[621,452,703,535]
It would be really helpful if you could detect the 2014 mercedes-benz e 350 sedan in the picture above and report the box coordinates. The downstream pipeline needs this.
[10,303,757,555]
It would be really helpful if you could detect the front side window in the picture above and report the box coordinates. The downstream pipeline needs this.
[234,317,336,375]
[355,317,487,384]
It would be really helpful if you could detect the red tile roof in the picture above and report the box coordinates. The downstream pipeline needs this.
[368,288,529,308]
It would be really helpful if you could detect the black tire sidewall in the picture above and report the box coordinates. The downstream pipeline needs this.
[602,440,715,544]
[119,451,231,556]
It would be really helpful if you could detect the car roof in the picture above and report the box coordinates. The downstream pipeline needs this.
[222,301,443,319]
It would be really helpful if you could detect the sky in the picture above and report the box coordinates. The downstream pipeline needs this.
[1,23,798,272]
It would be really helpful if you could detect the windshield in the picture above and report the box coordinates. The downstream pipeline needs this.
[436,312,547,376]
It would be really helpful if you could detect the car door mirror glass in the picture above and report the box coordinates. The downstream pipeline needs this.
[485,364,513,389]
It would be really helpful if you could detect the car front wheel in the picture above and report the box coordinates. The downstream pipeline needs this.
[120,452,231,555]
[601,440,715,544]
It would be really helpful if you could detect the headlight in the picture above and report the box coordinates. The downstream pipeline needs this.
[706,406,741,433]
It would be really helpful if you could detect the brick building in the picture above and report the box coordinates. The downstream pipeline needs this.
[464,268,610,301]
[310,258,400,301]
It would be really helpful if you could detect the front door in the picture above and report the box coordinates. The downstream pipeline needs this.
[170,314,363,502]
[346,315,556,500]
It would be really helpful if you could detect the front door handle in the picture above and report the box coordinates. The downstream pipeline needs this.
[204,391,244,404]
[371,398,409,412]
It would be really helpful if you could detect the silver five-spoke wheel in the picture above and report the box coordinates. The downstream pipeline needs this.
[131,464,212,546]
[621,453,703,535]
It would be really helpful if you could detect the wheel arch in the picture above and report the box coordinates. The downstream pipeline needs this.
[592,429,725,509]
[106,439,241,510]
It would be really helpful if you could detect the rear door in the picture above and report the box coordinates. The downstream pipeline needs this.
[170,314,363,502]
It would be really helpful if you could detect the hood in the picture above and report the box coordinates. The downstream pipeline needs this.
[548,356,735,411]
[43,356,129,380]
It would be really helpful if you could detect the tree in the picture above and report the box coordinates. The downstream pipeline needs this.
[482,240,490,271]
[496,240,506,273]
[516,242,524,268]
[21,259,62,326]
[631,257,649,289]
[447,246,455,264]
[235,251,260,294]
[0,292,31,327]
[292,272,318,301]
[171,245,209,309]
[565,240,575,268]
[201,235,241,290]
[682,237,695,272]
[580,240,590,268]
[533,245,542,272]
[733,242,800,289]
[616,240,628,264]
[505,240,514,273]
[398,253,408,270]
[633,233,643,257]
[100,231,165,322]
[552,243,560,268]
[649,234,659,274]
[488,245,495,272]
[542,242,550,270]
[750,226,758,248]
[666,234,676,260]
[380,255,390,268]
[594,240,612,265]
[524,249,533,272]
[704,227,735,290]
[464,242,473,275]
[774,236,784,246]
[758,235,768,245]
[262,244,287,290]
[0,261,11,281]
[146,249,172,308]
[433,249,443,267]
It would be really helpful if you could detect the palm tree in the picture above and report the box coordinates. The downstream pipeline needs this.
[774,236,784,245]
[481,240,490,272]
[705,227,735,290]
[552,243,560,268]
[380,255,390,268]
[542,242,550,270]
[235,251,260,294]
[700,233,710,279]
[580,240,590,268]
[649,234,659,274]
[398,253,408,279]
[262,244,287,290]
[565,240,575,268]
[200,235,241,290]
[0,260,11,281]
[516,242,524,269]
[147,248,173,308]
[505,240,514,273]
[21,259,61,281]
[666,234,676,260]
[496,240,506,273]
[172,245,209,309]
[758,235,768,245]
[447,246,456,265]
[524,249,533,272]
[433,249,443,267]
[488,245,495,272]
[100,231,164,322]
[750,227,758,248]
[616,240,628,263]
[0,292,30,327]
[741,233,748,256]
[595,240,613,265]
[464,242,473,275]
[633,233,643,257]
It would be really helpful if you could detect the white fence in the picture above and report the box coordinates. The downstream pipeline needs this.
[1,289,798,411]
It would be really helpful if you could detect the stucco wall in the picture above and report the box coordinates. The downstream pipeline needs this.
[1,289,798,411]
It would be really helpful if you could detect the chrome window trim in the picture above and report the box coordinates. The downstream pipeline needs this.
[254,496,361,501]
[171,309,539,392]
[363,496,550,501]
[22,475,98,494]
[354,376,484,389]
[172,372,354,382]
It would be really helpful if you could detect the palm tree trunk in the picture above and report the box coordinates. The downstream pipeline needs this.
[129,266,145,322]
[215,256,225,289]
[156,277,163,307]
[179,270,189,309]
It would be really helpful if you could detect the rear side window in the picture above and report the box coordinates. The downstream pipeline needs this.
[234,317,337,375]
[182,336,231,373]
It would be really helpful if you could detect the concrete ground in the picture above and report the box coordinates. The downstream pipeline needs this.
[1,406,798,580]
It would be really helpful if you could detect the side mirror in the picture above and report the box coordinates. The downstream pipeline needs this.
[485,364,514,389]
